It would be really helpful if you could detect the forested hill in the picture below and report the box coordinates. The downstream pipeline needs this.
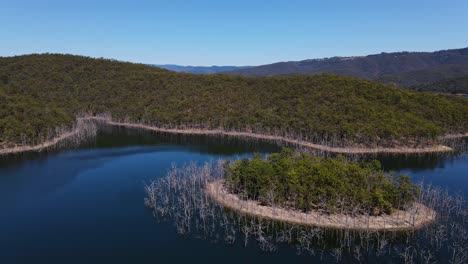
[410,75,468,94]
[0,54,467,148]
[226,48,468,91]
[377,64,468,89]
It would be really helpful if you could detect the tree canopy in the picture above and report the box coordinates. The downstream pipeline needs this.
[223,149,419,215]
[0,54,467,147]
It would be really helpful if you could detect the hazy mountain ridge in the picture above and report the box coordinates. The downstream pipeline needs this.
[225,47,468,91]
[153,64,251,74]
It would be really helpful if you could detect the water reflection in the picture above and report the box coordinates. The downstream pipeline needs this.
[0,125,466,263]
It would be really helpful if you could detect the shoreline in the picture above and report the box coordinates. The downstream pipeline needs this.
[1,116,466,155]
[0,127,81,155]
[206,180,436,231]
[441,132,468,139]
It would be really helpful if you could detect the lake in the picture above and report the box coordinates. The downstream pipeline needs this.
[0,125,466,263]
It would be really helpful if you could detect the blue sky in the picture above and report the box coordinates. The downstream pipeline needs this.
[1,0,467,66]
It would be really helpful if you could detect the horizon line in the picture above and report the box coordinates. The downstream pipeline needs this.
[1,45,467,67]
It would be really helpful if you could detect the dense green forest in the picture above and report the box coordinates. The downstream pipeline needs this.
[410,75,468,94]
[0,88,71,145]
[223,149,419,215]
[0,54,467,148]
[378,64,468,88]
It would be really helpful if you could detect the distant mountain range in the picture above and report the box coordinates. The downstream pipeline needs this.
[224,47,468,93]
[153,47,468,94]
[153,64,251,74]
[226,47,468,78]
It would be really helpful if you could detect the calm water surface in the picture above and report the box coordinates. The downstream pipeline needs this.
[0,126,466,263]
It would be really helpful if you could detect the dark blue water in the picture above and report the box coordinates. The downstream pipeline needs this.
[0,126,466,263]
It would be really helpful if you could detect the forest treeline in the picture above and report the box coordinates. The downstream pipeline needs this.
[223,149,418,215]
[0,54,467,147]
[410,75,468,94]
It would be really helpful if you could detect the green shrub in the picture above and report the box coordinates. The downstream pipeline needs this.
[224,149,419,215]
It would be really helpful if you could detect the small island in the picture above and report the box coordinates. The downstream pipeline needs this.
[206,149,435,230]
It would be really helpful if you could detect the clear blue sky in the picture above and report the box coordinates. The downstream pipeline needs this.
[1,0,467,66]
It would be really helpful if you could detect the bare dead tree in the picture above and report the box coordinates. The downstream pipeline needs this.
[144,161,468,262]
